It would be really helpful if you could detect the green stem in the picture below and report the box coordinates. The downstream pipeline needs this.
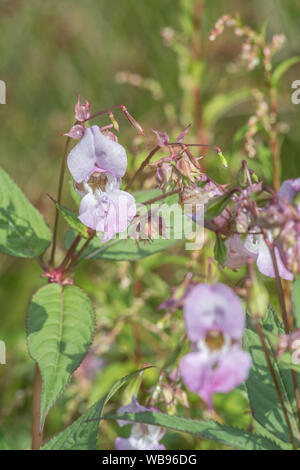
[50,136,71,267]
[125,145,160,191]
[64,233,96,276]
[57,234,82,272]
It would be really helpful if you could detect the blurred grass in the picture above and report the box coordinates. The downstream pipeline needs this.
[0,0,300,449]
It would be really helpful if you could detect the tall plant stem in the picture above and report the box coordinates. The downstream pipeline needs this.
[263,231,300,426]
[255,322,297,450]
[192,0,207,172]
[50,136,71,266]
[31,364,43,450]
[269,87,280,192]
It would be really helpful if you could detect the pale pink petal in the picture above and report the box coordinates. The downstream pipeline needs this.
[90,126,127,178]
[180,349,251,409]
[117,396,148,427]
[180,352,211,396]
[200,349,251,408]
[67,127,96,183]
[256,240,294,281]
[278,178,300,204]
[225,234,258,270]
[183,283,245,341]
[78,193,106,230]
[101,190,136,243]
[115,437,137,450]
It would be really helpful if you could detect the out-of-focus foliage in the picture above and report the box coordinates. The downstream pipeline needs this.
[1,0,300,450]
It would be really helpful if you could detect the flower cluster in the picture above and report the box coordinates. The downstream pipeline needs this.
[209,15,285,76]
[67,125,136,242]
[225,178,300,280]
[179,283,251,408]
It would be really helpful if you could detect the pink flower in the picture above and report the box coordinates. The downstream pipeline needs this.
[179,283,251,408]
[67,125,127,183]
[278,178,300,205]
[115,397,165,450]
[225,233,293,280]
[67,125,136,242]
[183,283,245,341]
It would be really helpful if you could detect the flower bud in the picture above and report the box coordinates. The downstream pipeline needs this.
[74,95,90,122]
[248,278,269,319]
[64,124,85,140]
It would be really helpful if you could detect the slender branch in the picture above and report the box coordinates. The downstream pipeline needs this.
[31,364,43,450]
[125,145,160,191]
[49,136,71,266]
[64,233,96,275]
[168,142,222,154]
[269,87,280,192]
[87,104,127,122]
[141,189,180,205]
[57,234,82,272]
[255,322,297,450]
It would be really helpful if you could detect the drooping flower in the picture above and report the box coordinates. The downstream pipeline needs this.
[179,283,251,408]
[115,397,165,451]
[67,125,136,242]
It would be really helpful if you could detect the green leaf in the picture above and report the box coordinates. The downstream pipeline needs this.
[49,195,90,239]
[0,167,51,257]
[271,57,300,88]
[214,236,228,266]
[27,283,95,428]
[244,310,299,443]
[41,367,152,450]
[104,411,283,450]
[205,192,232,220]
[230,124,249,156]
[292,275,300,327]
[203,89,251,127]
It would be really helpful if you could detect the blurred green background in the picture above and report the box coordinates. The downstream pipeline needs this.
[1,0,300,450]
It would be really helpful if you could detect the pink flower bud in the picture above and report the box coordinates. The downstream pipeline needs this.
[74,94,90,122]
[64,124,86,140]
